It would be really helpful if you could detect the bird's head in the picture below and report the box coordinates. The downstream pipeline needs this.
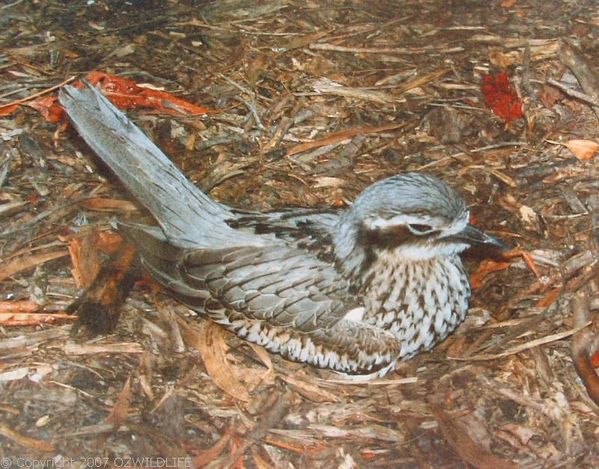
[335,173,504,267]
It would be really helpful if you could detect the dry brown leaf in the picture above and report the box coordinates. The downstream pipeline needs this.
[68,235,102,289]
[280,31,331,50]
[432,405,513,469]
[79,198,139,212]
[251,447,276,469]
[246,54,269,86]
[280,375,340,403]
[0,250,69,282]
[302,55,336,76]
[0,301,41,313]
[68,230,126,288]
[489,49,521,68]
[571,290,599,407]
[105,376,132,426]
[470,259,511,290]
[63,343,144,355]
[0,423,55,452]
[192,433,232,467]
[287,123,404,156]
[311,77,393,104]
[247,343,276,387]
[564,139,599,161]
[179,319,251,402]
[537,287,561,308]
[248,343,274,373]
[263,433,327,455]
[96,231,126,254]
[540,84,563,107]
[0,312,75,327]
[500,423,536,447]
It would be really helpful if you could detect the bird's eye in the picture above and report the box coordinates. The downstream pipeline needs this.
[407,223,434,235]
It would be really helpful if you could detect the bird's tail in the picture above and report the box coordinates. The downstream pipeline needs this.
[59,83,253,248]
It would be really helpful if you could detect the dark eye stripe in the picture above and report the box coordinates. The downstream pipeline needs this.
[359,223,439,251]
[408,224,433,234]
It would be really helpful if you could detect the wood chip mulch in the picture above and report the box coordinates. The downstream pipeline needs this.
[1,0,598,466]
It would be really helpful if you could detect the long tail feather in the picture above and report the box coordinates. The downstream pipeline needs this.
[59,83,261,248]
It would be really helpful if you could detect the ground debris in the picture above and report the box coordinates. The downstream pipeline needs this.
[1,0,598,466]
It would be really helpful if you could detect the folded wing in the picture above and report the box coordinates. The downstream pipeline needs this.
[120,221,402,374]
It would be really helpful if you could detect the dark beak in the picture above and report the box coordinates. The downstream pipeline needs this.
[448,224,507,250]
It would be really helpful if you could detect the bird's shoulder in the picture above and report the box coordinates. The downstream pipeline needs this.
[225,207,341,263]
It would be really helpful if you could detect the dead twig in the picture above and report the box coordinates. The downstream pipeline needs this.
[430,402,512,469]
[0,249,69,282]
[0,76,75,112]
[221,391,292,469]
[547,78,599,108]
[570,287,599,409]
[0,423,55,452]
[452,322,591,361]
[558,39,599,119]
[310,43,464,55]
[286,123,405,156]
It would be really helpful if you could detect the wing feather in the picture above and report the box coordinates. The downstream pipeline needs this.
[182,245,351,332]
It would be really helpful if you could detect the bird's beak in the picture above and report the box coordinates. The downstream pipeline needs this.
[448,224,507,250]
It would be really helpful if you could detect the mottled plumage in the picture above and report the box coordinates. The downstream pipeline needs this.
[59,84,503,378]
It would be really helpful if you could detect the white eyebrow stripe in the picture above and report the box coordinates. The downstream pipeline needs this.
[366,214,439,231]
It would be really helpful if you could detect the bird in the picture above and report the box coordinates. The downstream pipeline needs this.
[58,83,504,378]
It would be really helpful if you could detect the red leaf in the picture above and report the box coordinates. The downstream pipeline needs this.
[85,71,215,116]
[0,103,19,117]
[481,71,523,123]
[26,96,64,122]
[5,71,216,122]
